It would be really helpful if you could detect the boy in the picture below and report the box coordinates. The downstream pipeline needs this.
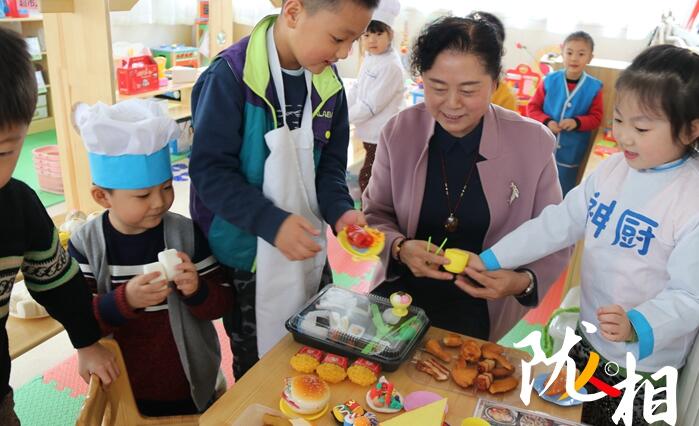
[189,0,377,378]
[69,100,232,416]
[0,27,118,423]
[527,30,603,195]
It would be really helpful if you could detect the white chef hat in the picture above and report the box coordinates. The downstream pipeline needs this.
[72,99,180,190]
[372,0,400,28]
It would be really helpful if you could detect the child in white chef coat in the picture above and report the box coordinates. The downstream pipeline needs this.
[348,0,405,193]
[461,45,699,426]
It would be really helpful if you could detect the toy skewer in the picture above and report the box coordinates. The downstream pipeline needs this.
[426,236,432,253]
[436,237,448,255]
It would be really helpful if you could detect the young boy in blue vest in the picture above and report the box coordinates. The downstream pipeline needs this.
[189,0,378,379]
[527,31,603,195]
[0,27,118,424]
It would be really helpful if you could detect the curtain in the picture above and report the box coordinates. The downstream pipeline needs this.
[111,0,197,26]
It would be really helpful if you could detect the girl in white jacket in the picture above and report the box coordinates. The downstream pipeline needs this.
[460,45,699,425]
[347,0,405,193]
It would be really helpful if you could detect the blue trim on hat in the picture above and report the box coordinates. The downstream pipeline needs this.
[89,146,172,189]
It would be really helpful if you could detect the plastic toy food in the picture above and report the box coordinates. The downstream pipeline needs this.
[489,376,520,394]
[366,376,403,413]
[425,339,451,363]
[337,225,385,260]
[544,369,579,396]
[346,224,374,248]
[347,358,381,386]
[280,375,330,416]
[290,346,324,374]
[451,359,478,388]
[413,358,449,381]
[443,248,470,273]
[315,353,348,384]
[442,333,463,347]
[332,399,365,422]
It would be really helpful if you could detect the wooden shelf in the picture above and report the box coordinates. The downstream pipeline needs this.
[116,79,198,101]
[167,102,192,121]
[28,116,55,134]
[0,15,43,23]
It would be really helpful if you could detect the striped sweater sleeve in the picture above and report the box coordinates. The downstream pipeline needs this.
[21,189,100,348]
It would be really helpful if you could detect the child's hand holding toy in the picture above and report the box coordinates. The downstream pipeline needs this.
[173,252,199,297]
[597,304,634,342]
[125,272,171,309]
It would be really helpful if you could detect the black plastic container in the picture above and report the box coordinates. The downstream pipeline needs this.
[285,285,430,371]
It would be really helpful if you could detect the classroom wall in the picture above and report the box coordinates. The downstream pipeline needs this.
[336,8,650,79]
[111,24,194,47]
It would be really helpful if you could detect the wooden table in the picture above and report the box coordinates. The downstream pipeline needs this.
[201,328,581,425]
[7,315,63,360]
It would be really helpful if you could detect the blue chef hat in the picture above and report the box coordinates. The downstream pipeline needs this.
[72,99,180,190]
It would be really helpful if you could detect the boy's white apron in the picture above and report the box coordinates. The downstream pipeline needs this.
[255,27,327,356]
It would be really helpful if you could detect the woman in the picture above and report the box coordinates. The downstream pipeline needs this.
[363,16,569,341]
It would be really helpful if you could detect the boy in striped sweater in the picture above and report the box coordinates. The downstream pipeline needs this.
[0,27,118,424]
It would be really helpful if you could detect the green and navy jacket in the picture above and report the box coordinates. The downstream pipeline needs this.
[189,15,354,271]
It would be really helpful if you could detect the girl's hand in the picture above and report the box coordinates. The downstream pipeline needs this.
[454,268,531,300]
[398,239,453,280]
[173,252,199,297]
[597,304,633,342]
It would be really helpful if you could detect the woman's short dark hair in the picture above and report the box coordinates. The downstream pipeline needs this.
[615,44,699,150]
[410,16,503,81]
[466,11,505,44]
[366,20,392,34]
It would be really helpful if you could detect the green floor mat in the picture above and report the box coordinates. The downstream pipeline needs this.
[498,320,544,357]
[13,377,85,426]
[12,130,65,208]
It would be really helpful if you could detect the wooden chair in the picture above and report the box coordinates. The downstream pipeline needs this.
[76,338,199,426]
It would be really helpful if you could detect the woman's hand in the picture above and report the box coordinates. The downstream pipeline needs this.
[397,239,453,280]
[454,267,530,300]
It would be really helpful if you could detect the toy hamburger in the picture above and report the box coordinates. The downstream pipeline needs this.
[280,375,330,417]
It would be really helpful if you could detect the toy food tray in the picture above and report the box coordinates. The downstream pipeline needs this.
[407,331,526,403]
[285,285,430,371]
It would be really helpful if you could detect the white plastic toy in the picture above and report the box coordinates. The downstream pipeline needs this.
[157,249,182,281]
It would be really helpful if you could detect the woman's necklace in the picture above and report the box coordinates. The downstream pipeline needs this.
[439,150,479,233]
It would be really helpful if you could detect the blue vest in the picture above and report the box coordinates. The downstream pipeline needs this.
[543,70,602,167]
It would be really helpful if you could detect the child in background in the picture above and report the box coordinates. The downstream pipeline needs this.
[189,0,376,379]
[462,45,699,425]
[69,100,231,416]
[466,11,517,112]
[348,0,405,193]
[0,27,118,424]
[527,31,603,195]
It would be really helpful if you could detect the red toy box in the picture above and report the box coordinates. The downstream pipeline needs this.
[117,56,158,95]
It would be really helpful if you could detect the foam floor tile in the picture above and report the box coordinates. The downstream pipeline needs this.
[14,377,85,425]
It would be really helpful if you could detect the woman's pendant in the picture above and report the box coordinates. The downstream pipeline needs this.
[444,214,459,233]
